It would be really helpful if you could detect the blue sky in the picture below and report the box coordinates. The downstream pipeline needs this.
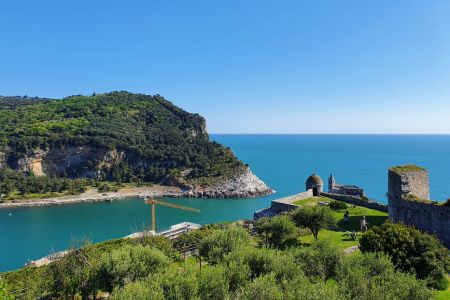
[1,1,449,133]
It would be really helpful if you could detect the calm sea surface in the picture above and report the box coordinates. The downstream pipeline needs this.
[1,135,450,271]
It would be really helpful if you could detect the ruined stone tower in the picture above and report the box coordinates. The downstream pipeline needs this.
[388,165,430,207]
[388,164,450,248]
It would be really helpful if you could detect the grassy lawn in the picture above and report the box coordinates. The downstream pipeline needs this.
[293,196,335,206]
[434,276,450,300]
[295,196,388,251]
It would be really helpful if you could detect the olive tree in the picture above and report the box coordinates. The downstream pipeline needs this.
[256,215,297,248]
[292,206,335,241]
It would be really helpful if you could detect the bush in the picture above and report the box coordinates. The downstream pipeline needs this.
[336,253,433,300]
[110,280,164,300]
[238,273,283,300]
[430,272,449,291]
[281,274,343,300]
[199,226,251,264]
[290,240,342,280]
[0,278,14,300]
[197,265,229,300]
[158,269,199,299]
[328,200,347,210]
[256,215,298,248]
[99,245,169,291]
[360,221,450,288]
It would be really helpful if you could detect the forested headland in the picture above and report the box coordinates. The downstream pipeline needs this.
[0,92,253,200]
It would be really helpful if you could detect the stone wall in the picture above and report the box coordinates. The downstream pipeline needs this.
[388,165,450,247]
[390,197,450,247]
[254,189,313,219]
[388,166,430,204]
[321,192,388,213]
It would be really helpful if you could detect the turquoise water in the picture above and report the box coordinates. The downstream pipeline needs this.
[1,135,450,272]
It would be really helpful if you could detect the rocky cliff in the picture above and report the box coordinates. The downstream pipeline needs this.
[12,146,272,198]
[186,168,272,198]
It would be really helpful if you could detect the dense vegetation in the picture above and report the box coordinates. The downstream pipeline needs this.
[3,201,449,299]
[360,221,450,290]
[0,92,245,199]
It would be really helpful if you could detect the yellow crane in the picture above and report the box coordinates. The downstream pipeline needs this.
[144,198,200,233]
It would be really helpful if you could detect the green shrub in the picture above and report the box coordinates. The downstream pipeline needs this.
[238,273,283,300]
[328,200,348,210]
[0,278,14,300]
[158,269,199,299]
[197,265,229,300]
[110,279,164,300]
[430,273,449,291]
[290,240,342,280]
[99,245,169,291]
[256,215,298,248]
[360,221,450,288]
[199,226,251,264]
[336,253,433,300]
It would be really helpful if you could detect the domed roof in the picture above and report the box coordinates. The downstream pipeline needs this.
[306,174,323,187]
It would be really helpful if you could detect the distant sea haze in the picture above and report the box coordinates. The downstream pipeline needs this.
[1,134,449,272]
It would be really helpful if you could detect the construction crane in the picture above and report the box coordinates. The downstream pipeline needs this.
[144,198,200,233]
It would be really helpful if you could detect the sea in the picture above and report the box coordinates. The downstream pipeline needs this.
[1,134,450,272]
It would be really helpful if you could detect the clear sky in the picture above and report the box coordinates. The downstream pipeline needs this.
[1,1,449,134]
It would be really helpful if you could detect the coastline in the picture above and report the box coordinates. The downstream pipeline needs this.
[0,168,273,209]
[0,185,185,209]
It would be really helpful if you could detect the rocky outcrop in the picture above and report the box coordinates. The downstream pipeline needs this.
[186,168,272,198]
[17,148,49,176]
[9,146,272,199]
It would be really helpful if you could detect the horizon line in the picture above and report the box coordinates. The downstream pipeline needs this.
[209,133,450,135]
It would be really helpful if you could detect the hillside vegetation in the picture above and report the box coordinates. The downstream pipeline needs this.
[3,200,449,300]
[0,92,246,198]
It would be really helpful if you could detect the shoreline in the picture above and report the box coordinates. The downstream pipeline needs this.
[0,185,274,209]
[0,185,185,209]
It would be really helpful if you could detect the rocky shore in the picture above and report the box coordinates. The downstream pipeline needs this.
[186,168,273,198]
[0,169,272,208]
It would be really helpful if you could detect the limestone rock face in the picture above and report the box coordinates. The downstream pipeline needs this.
[188,168,273,198]
[17,148,49,176]
[15,146,122,178]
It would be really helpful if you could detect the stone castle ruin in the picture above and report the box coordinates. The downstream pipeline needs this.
[255,165,449,248]
[388,165,450,247]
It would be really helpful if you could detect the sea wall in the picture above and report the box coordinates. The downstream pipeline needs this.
[320,192,388,213]
[254,189,313,219]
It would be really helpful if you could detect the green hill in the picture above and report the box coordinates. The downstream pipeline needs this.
[0,92,267,199]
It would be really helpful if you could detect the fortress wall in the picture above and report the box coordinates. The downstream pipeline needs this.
[390,197,450,248]
[388,168,430,204]
[388,165,450,248]
[321,192,388,213]
[254,189,313,219]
